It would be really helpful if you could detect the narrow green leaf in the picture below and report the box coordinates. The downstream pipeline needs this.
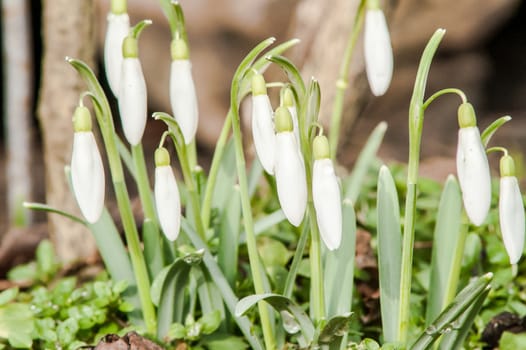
[23,201,86,225]
[143,218,165,280]
[480,115,512,148]
[235,293,315,343]
[376,165,402,343]
[265,55,306,99]
[426,175,463,325]
[324,200,357,318]
[305,78,321,132]
[36,239,58,281]
[344,121,386,202]
[152,112,186,149]
[218,185,241,286]
[282,223,309,298]
[117,137,136,180]
[211,138,237,210]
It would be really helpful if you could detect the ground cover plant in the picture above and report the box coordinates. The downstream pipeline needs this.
[2,0,526,349]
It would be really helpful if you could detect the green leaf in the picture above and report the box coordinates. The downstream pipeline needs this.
[23,201,86,225]
[257,237,292,268]
[0,289,18,307]
[344,121,387,203]
[318,312,353,344]
[143,218,164,279]
[36,239,58,281]
[305,78,321,133]
[217,183,241,287]
[324,200,357,318]
[499,331,526,349]
[0,303,34,348]
[235,293,314,343]
[376,165,402,343]
[481,115,512,148]
[265,55,306,99]
[204,334,248,350]
[426,175,463,325]
[199,310,222,335]
[282,224,309,298]
[211,138,237,210]
[7,262,37,283]
[168,322,186,340]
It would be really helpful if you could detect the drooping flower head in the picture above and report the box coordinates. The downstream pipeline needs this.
[281,86,300,145]
[70,105,105,223]
[118,25,149,146]
[170,37,199,144]
[456,102,491,226]
[104,1,130,97]
[154,147,181,241]
[251,73,276,175]
[364,0,393,96]
[498,154,525,265]
[274,107,307,226]
[312,135,342,250]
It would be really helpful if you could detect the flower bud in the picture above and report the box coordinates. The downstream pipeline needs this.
[498,155,525,265]
[274,107,307,226]
[154,147,181,241]
[170,38,198,144]
[364,7,393,96]
[251,74,276,174]
[104,12,130,97]
[71,106,105,223]
[312,135,342,250]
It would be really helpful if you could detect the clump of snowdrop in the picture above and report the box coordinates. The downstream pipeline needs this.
[251,73,276,175]
[498,154,525,265]
[274,106,307,226]
[154,146,181,241]
[118,22,151,146]
[70,105,105,224]
[104,1,130,97]
[363,0,393,96]
[170,37,199,144]
[312,135,342,250]
[456,102,491,226]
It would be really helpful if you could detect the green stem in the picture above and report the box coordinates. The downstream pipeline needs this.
[131,144,157,222]
[443,223,468,305]
[201,109,233,228]
[422,88,467,111]
[398,29,446,344]
[308,204,325,323]
[329,0,367,160]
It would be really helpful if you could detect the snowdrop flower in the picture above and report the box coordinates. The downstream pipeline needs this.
[104,3,130,97]
[274,107,307,226]
[154,147,181,241]
[251,73,275,174]
[312,135,342,250]
[498,155,525,265]
[118,27,149,145]
[170,38,198,144]
[281,87,300,145]
[70,106,105,223]
[456,102,491,226]
[364,0,393,96]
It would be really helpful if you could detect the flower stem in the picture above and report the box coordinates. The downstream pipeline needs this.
[329,0,367,160]
[131,143,157,223]
[308,204,325,323]
[422,88,467,111]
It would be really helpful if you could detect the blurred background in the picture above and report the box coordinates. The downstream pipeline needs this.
[1,0,525,263]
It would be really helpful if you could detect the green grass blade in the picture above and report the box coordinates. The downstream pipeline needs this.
[426,175,463,325]
[324,200,356,318]
[344,122,387,203]
[376,165,402,343]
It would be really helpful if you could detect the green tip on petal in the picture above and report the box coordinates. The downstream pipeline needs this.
[282,87,295,108]
[155,147,171,167]
[122,36,138,58]
[275,107,294,133]
[251,73,267,96]
[500,154,516,177]
[73,106,92,132]
[458,102,477,128]
[171,38,189,60]
[111,0,127,14]
[313,135,330,160]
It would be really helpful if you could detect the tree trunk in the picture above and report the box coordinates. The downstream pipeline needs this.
[37,0,97,263]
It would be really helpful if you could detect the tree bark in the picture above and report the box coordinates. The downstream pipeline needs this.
[37,0,97,263]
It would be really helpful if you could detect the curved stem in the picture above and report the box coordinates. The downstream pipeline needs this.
[329,0,367,160]
[422,88,467,111]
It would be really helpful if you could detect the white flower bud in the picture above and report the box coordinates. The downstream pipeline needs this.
[118,57,147,145]
[71,132,105,223]
[170,60,199,144]
[274,132,307,226]
[364,9,393,96]
[251,94,276,175]
[104,13,130,97]
[154,149,181,241]
[313,158,342,250]
[499,176,525,264]
[456,126,491,226]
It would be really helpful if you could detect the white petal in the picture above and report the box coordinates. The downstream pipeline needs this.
[456,127,491,226]
[364,9,393,96]
[118,58,147,145]
[313,159,342,250]
[104,13,130,97]
[170,60,198,144]
[71,132,105,223]
[251,94,275,175]
[155,166,181,241]
[499,176,525,264]
[274,132,307,226]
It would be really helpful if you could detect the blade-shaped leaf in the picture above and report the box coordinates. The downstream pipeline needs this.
[266,55,306,99]
[218,185,241,287]
[481,115,512,148]
[143,218,164,280]
[318,312,354,344]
